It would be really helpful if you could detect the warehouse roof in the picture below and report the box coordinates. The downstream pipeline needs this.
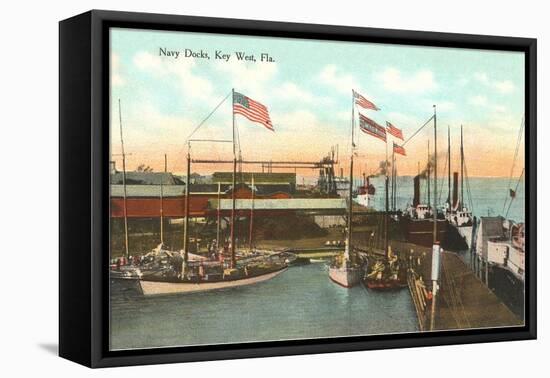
[111,185,185,198]
[210,198,347,211]
[111,172,183,185]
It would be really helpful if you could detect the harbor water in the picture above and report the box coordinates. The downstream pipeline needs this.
[359,175,525,223]
[110,263,418,350]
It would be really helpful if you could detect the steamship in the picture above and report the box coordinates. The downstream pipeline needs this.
[401,175,448,247]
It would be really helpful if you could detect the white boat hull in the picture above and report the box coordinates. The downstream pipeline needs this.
[139,268,287,296]
[457,225,473,249]
[329,266,362,288]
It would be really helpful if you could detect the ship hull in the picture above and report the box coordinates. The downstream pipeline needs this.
[364,280,407,290]
[401,217,448,247]
[139,267,287,296]
[457,225,473,249]
[328,266,362,288]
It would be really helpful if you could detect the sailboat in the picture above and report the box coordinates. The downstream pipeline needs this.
[112,91,290,295]
[363,166,406,290]
[328,90,364,288]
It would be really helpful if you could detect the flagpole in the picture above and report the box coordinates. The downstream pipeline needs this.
[249,174,255,251]
[346,90,355,262]
[448,125,451,211]
[392,144,395,211]
[230,88,237,269]
[460,125,464,208]
[385,136,389,257]
[428,140,431,209]
[433,105,438,245]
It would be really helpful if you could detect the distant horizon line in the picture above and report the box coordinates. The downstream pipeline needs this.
[115,169,524,180]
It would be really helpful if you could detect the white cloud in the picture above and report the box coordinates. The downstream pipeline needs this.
[469,95,488,107]
[494,80,515,94]
[274,82,315,103]
[214,60,277,101]
[133,51,214,102]
[111,53,125,87]
[473,72,516,94]
[385,112,421,128]
[473,72,489,85]
[318,64,358,94]
[377,68,437,94]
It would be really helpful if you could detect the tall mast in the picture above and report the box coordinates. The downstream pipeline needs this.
[160,153,166,246]
[346,90,355,262]
[160,179,164,245]
[433,105,438,244]
[183,142,190,268]
[426,139,432,208]
[384,119,389,256]
[448,125,451,210]
[460,125,464,208]
[249,174,255,251]
[118,99,129,259]
[230,89,237,268]
[392,147,396,211]
[216,182,221,250]
[385,152,389,257]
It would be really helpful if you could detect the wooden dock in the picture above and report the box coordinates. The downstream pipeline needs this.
[401,241,522,331]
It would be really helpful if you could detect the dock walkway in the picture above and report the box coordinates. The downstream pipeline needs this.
[398,241,521,331]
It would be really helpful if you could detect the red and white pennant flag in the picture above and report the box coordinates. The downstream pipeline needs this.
[386,121,404,140]
[353,90,379,111]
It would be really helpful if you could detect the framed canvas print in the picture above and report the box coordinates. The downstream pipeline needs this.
[59,10,536,368]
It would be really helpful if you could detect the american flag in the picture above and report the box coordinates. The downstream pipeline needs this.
[386,121,404,140]
[393,142,406,156]
[233,91,274,131]
[353,90,379,111]
[359,113,386,142]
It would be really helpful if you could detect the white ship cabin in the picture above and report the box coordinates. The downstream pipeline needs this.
[480,217,525,281]
[445,205,473,227]
[486,238,510,266]
[486,237,525,280]
[406,204,433,220]
[507,246,525,279]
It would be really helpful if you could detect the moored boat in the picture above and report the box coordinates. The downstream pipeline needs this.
[401,175,448,247]
[329,244,362,288]
[363,246,407,290]
[354,173,375,208]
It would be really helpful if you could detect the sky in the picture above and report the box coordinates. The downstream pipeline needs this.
[110,27,525,178]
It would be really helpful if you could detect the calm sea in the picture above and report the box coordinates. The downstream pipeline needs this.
[110,263,418,350]
[110,176,523,350]
[360,175,525,223]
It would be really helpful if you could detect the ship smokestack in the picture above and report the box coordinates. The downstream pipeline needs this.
[452,172,459,209]
[413,175,420,207]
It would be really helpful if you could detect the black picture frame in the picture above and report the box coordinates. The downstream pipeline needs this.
[59,9,537,368]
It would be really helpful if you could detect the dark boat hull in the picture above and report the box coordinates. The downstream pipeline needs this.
[364,279,407,290]
[401,217,448,247]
